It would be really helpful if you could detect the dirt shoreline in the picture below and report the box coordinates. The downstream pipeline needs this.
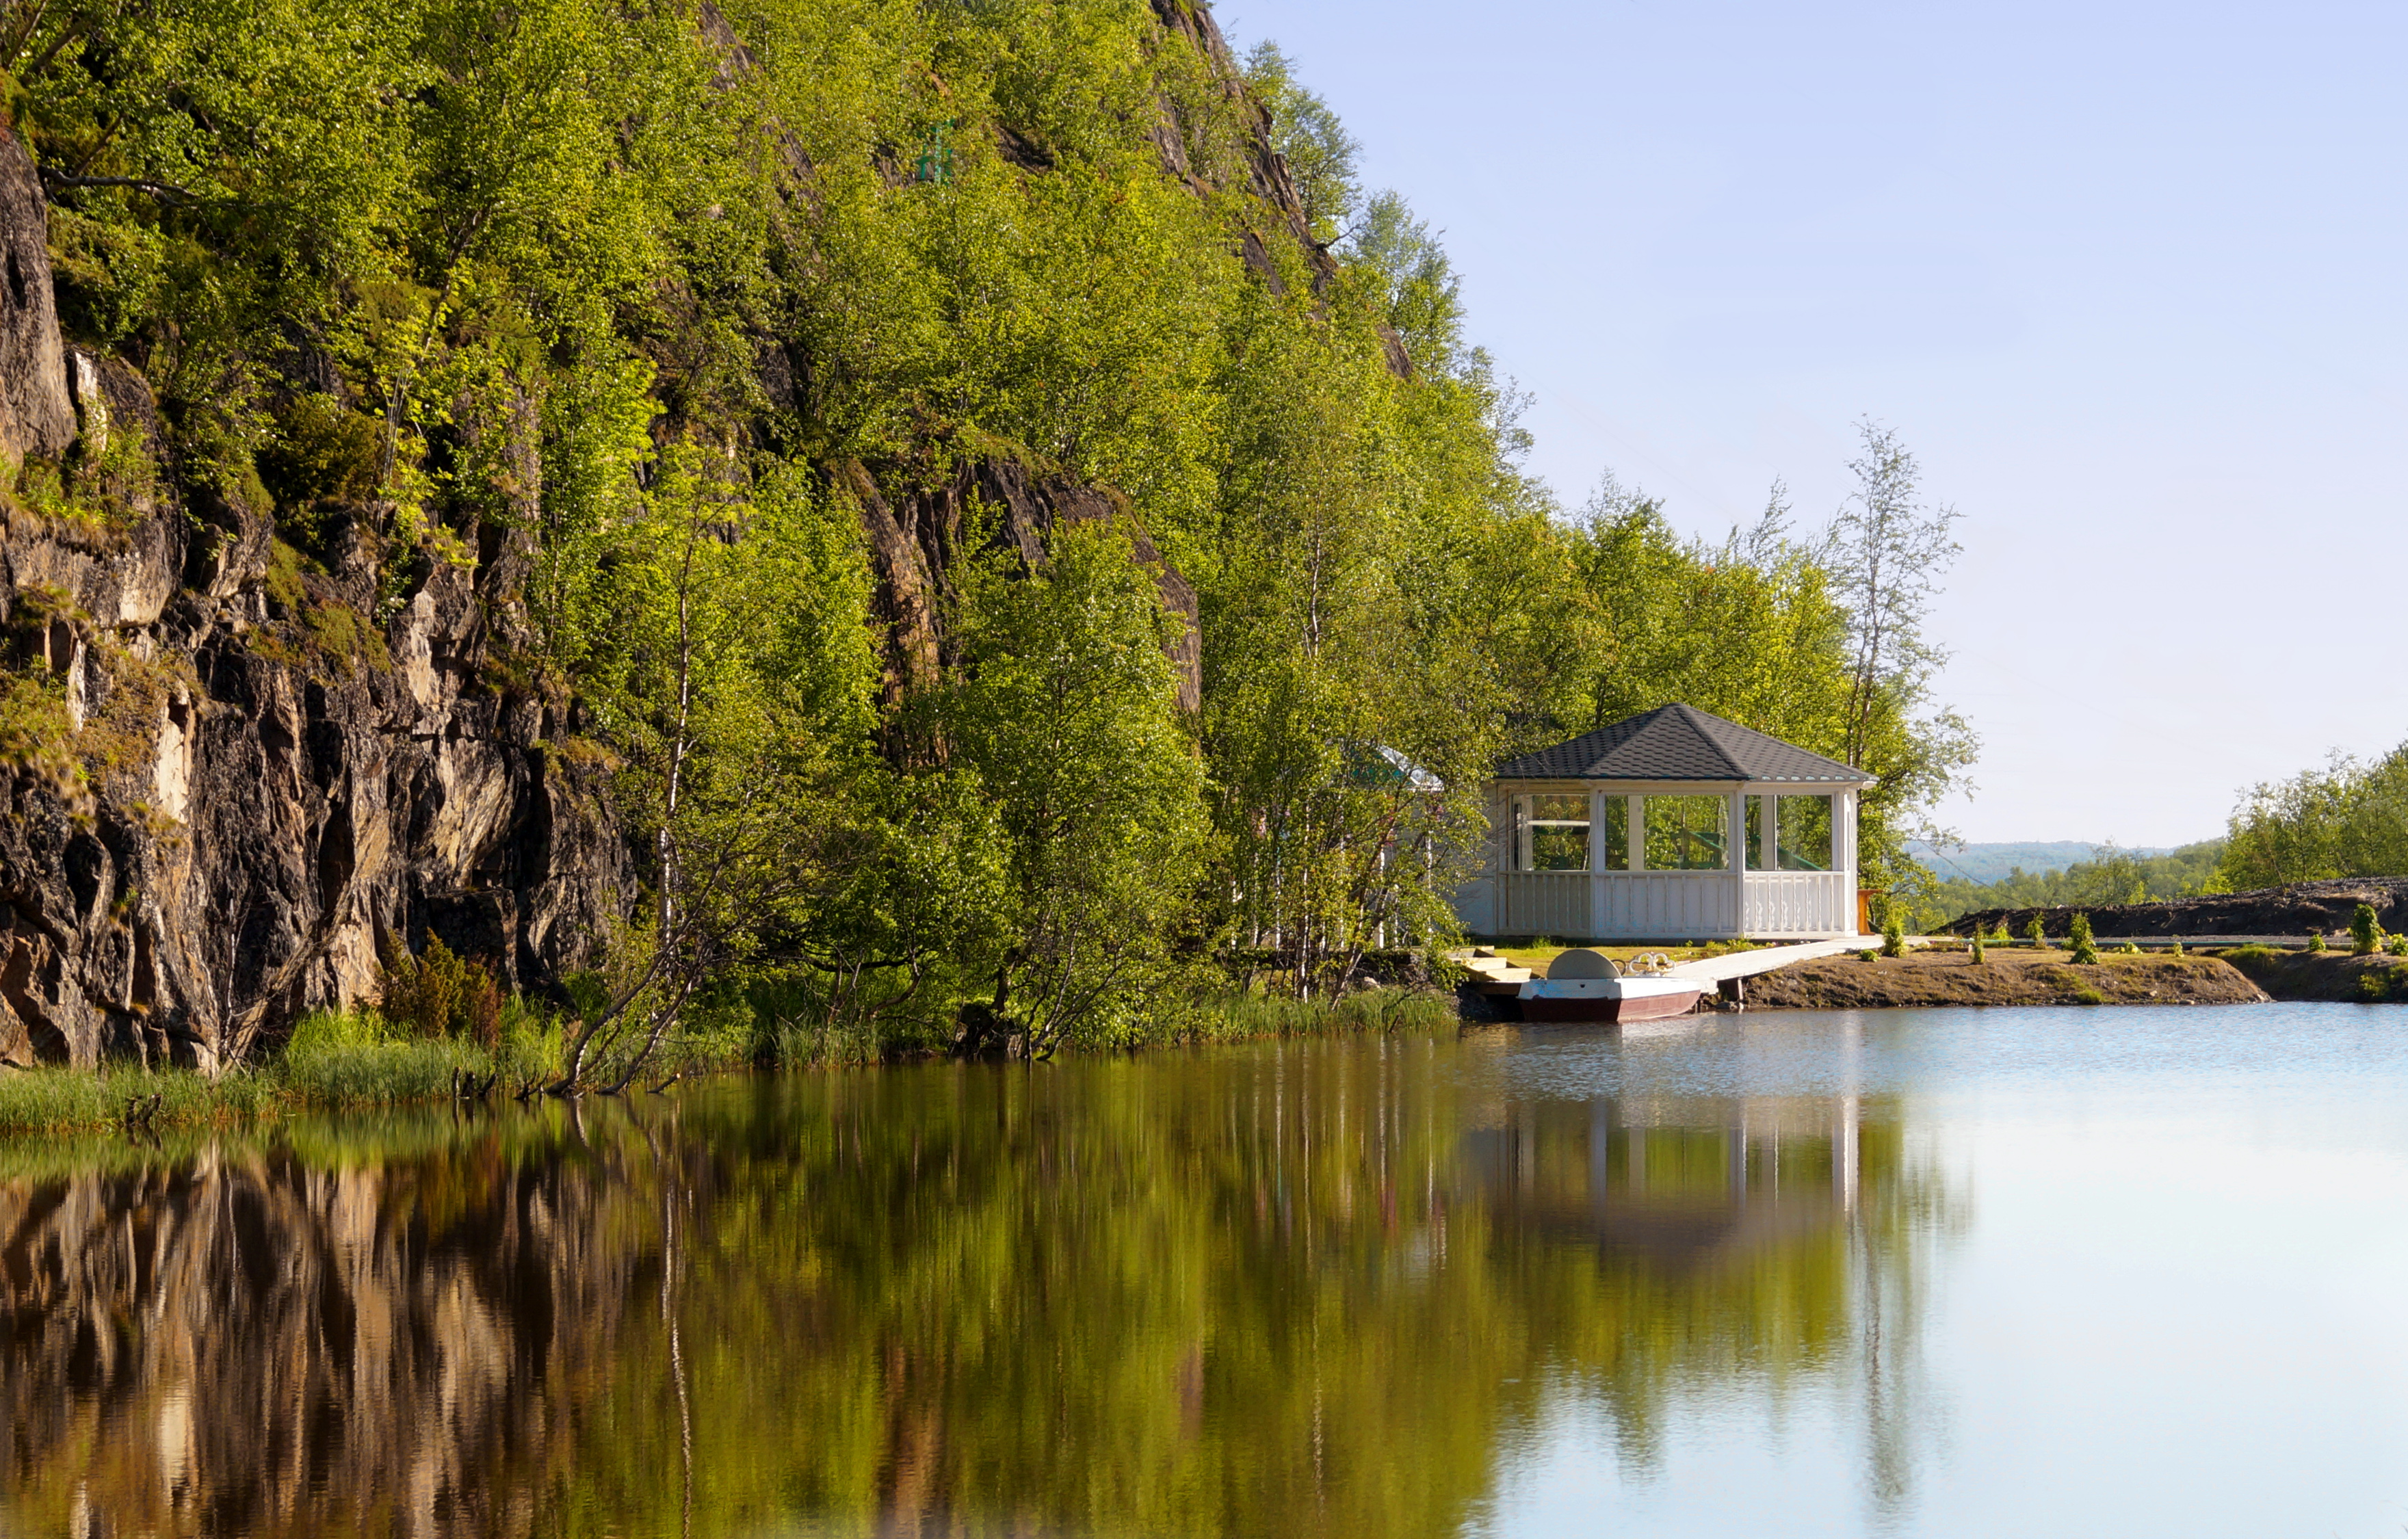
[1716,943,2408,1010]
[1734,947,2268,1010]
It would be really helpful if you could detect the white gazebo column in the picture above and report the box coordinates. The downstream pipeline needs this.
[1588,788,1607,942]
[1728,787,1746,934]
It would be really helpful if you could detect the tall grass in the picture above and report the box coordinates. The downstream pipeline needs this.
[0,1004,568,1134]
[1183,988,1458,1045]
[0,986,1461,1133]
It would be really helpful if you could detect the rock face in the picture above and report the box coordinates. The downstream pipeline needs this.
[0,125,73,465]
[0,137,627,1070]
[0,0,1309,1068]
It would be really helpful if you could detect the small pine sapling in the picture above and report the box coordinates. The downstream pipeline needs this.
[1970,932,1987,964]
[2351,903,2382,956]
[2024,917,2048,949]
[1881,904,1906,958]
[2069,912,2099,966]
[2169,938,2186,958]
[2307,930,2328,953]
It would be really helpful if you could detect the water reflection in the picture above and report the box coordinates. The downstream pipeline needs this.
[0,1031,1950,1538]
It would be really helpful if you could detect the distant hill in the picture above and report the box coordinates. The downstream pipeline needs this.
[1906,840,2171,885]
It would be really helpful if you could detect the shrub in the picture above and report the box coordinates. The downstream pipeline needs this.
[1881,904,1906,958]
[2169,938,2185,957]
[2356,969,2394,1003]
[2069,912,2099,965]
[2307,930,2328,953]
[1969,933,1986,964]
[1857,948,1877,962]
[2352,903,2382,956]
[378,936,504,1045]
[2025,917,2049,949]
[2388,934,2408,958]
[2119,941,2142,955]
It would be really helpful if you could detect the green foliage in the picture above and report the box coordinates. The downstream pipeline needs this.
[1880,903,1905,958]
[1922,841,2225,925]
[2307,930,2328,953]
[2353,902,2383,956]
[2387,934,2407,958]
[1969,932,1985,964]
[1242,42,1358,243]
[929,521,1207,1051]
[2025,916,2048,949]
[2219,744,2408,890]
[2069,912,2098,966]
[2355,969,2397,1003]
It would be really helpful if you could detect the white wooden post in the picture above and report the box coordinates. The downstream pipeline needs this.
[1729,787,1747,936]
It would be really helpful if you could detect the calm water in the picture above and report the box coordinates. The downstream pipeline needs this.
[5,1004,2408,1538]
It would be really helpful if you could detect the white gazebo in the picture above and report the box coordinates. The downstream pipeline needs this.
[1453,703,1871,941]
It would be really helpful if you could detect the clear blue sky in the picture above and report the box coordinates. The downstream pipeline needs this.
[1216,0,2407,847]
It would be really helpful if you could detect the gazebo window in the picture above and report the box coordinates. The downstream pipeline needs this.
[1520,794,1591,870]
[1775,794,1833,871]
[1643,795,1727,871]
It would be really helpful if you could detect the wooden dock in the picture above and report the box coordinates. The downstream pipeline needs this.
[1662,938,1870,983]
[1452,938,1870,998]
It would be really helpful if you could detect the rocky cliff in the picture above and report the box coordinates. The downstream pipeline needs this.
[0,125,629,1068]
[0,0,1353,1069]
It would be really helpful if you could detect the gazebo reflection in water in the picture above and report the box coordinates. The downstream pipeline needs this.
[1461,1091,1870,1265]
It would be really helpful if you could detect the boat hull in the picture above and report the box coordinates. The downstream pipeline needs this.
[1516,978,1705,1023]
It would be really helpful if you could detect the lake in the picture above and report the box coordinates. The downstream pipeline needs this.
[4,1003,2406,1537]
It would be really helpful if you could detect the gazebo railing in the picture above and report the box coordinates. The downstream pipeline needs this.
[1494,869,1855,941]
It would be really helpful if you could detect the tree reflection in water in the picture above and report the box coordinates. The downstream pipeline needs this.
[0,1034,1955,1537]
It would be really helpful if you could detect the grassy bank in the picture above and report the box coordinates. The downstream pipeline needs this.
[2215,946,2408,1003]
[1183,988,1458,1045]
[0,987,1462,1134]
[0,1023,559,1135]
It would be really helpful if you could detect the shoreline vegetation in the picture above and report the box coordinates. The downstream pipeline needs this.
[0,985,1461,1135]
[13,936,2400,1137]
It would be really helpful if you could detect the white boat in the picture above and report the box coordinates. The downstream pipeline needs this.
[1516,948,1705,1023]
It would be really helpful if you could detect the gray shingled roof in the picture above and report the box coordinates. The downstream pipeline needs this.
[1495,703,1872,784]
